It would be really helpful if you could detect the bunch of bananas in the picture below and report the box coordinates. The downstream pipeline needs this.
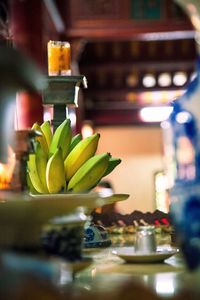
[27,119,121,194]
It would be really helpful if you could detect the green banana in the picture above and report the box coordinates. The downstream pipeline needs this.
[41,120,53,148]
[64,133,100,182]
[68,133,82,153]
[35,141,48,192]
[67,152,110,193]
[46,147,66,193]
[27,153,48,194]
[49,119,72,160]
[32,122,49,156]
[103,157,121,177]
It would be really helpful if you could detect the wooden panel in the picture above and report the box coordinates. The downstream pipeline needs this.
[79,40,196,63]
[130,0,163,20]
[65,0,193,39]
[85,109,142,126]
[69,0,129,22]
[79,39,197,126]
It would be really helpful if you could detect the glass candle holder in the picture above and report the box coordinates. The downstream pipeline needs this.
[47,41,71,76]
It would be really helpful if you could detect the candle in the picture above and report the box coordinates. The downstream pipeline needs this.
[47,40,71,76]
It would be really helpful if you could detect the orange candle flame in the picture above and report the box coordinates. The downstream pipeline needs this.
[0,146,16,190]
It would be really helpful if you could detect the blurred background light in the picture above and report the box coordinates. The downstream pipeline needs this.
[158,73,171,87]
[190,71,197,81]
[176,111,192,123]
[68,108,77,128]
[143,74,156,88]
[139,106,173,122]
[81,120,94,138]
[173,71,187,86]
[126,73,138,87]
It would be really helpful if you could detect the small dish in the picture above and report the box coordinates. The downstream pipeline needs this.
[112,246,179,263]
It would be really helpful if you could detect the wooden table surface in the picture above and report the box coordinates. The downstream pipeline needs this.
[72,233,199,299]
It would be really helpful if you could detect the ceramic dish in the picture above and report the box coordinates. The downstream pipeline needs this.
[112,246,179,263]
[84,239,112,248]
[84,224,112,248]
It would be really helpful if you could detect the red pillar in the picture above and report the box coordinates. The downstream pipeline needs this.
[9,0,44,129]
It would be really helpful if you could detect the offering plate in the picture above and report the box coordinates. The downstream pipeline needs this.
[0,191,101,249]
[0,192,129,249]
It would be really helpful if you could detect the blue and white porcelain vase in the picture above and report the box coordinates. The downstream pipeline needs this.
[162,0,200,271]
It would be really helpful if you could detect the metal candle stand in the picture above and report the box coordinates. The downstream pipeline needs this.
[10,130,40,192]
[42,75,87,130]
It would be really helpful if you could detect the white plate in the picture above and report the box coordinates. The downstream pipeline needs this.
[112,246,179,263]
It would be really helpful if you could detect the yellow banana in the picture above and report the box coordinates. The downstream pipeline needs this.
[41,120,53,148]
[32,122,49,156]
[49,119,72,160]
[64,133,100,182]
[35,141,48,192]
[67,152,110,193]
[46,147,66,194]
[26,172,39,194]
[27,153,48,194]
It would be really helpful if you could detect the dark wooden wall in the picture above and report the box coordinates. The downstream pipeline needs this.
[60,0,196,126]
[79,39,196,126]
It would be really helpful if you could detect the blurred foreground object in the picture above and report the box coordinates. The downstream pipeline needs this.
[0,45,46,163]
[162,0,200,272]
[0,257,66,300]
